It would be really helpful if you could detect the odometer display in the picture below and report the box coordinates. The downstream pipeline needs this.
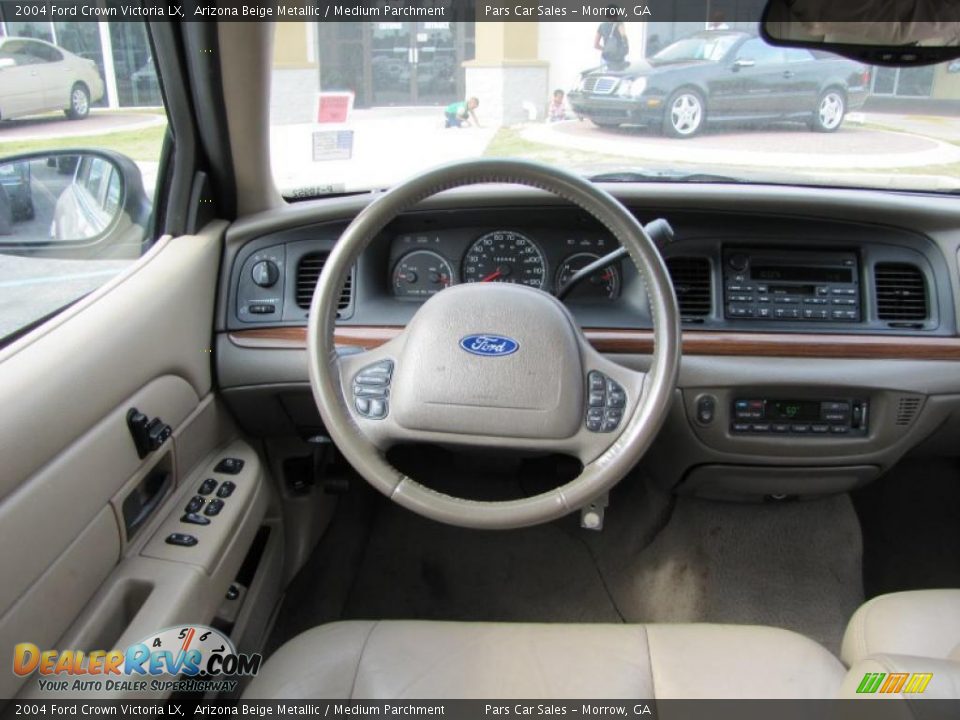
[462,231,546,289]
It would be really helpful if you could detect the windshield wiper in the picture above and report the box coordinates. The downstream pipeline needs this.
[589,170,742,184]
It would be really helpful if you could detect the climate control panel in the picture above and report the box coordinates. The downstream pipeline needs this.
[730,397,868,436]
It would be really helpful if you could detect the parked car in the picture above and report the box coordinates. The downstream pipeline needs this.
[0,160,33,223]
[0,37,105,121]
[51,153,151,243]
[568,31,870,137]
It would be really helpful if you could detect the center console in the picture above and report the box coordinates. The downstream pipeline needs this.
[724,248,860,322]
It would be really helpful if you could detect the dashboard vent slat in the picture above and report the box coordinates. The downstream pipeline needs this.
[895,396,922,427]
[666,257,712,319]
[874,263,927,322]
[296,253,352,311]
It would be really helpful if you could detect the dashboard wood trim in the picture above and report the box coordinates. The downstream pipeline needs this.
[228,327,960,360]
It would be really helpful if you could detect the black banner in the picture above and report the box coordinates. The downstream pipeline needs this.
[2,700,960,720]
[1,0,958,23]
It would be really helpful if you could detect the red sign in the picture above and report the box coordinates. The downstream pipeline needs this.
[317,92,353,124]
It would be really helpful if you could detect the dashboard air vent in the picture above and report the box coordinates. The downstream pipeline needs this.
[666,257,712,318]
[296,253,352,311]
[874,263,927,322]
[895,396,922,427]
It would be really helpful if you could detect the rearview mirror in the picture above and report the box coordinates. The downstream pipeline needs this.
[0,151,151,257]
[761,0,960,66]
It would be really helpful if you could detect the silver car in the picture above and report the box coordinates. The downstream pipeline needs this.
[0,37,105,121]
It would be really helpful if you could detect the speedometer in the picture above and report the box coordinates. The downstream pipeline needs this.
[461,231,546,289]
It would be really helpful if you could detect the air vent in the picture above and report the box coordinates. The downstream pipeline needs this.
[666,257,712,318]
[296,253,352,311]
[895,396,922,427]
[874,263,927,322]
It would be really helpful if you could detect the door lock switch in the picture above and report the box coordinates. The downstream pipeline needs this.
[165,533,198,547]
[181,512,211,526]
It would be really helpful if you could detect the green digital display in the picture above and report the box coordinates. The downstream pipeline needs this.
[771,401,821,422]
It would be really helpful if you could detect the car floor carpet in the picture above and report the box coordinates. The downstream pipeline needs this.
[267,463,863,658]
[852,456,960,599]
[588,486,864,655]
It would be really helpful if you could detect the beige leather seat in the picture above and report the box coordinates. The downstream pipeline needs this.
[244,621,845,699]
[838,589,960,699]
[245,590,960,699]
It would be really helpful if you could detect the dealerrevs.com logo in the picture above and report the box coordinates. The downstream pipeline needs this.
[13,625,261,694]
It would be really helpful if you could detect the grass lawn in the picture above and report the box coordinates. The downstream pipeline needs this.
[0,123,167,162]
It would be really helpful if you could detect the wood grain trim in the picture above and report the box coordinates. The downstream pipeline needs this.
[227,326,960,360]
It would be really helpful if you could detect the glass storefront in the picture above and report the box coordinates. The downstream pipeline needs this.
[0,10,162,109]
[319,21,474,108]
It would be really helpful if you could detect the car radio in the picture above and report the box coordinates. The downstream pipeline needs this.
[731,398,868,436]
[723,248,860,322]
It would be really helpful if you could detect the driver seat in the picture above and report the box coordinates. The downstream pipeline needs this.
[242,621,846,699]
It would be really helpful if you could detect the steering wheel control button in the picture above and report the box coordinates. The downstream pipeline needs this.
[165,533,198,547]
[198,478,217,495]
[185,495,205,514]
[216,481,236,498]
[214,458,245,474]
[204,499,225,517]
[353,360,394,420]
[181,512,211,526]
[585,371,627,433]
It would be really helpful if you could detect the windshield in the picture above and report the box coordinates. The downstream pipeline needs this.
[269,22,960,197]
[651,34,740,63]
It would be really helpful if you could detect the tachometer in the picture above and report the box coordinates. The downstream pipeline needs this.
[555,253,620,300]
[461,231,546,289]
[392,250,455,298]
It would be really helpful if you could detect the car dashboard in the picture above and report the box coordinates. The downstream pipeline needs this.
[216,183,960,501]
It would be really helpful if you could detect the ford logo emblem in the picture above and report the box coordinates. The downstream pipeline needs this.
[459,334,519,357]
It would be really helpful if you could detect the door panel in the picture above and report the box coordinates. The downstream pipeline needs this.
[0,223,233,700]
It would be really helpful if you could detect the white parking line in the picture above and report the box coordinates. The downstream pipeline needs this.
[0,268,120,288]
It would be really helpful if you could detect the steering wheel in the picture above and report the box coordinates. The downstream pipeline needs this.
[307,159,680,529]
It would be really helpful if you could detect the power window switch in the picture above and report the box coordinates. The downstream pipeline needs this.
[198,478,217,495]
[216,481,236,498]
[181,512,211,526]
[204,499,225,517]
[165,533,198,547]
[185,495,204,514]
[214,458,244,475]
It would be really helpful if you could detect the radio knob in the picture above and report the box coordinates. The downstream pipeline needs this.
[728,253,749,272]
[251,260,280,288]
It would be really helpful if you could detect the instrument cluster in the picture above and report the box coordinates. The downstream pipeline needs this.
[389,228,622,302]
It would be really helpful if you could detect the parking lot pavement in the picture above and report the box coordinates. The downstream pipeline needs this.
[0,111,165,143]
[271,107,497,194]
[0,254,130,339]
[522,118,960,171]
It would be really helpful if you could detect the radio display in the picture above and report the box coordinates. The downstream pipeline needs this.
[769,400,822,421]
[751,266,853,283]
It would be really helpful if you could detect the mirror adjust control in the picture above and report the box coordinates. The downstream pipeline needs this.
[353,360,394,420]
[214,458,244,475]
[216,481,236,498]
[695,395,716,425]
[204,499,225,517]
[165,533,198,547]
[198,478,217,495]
[181,512,211,526]
[585,372,627,433]
[126,408,172,459]
[185,495,205,514]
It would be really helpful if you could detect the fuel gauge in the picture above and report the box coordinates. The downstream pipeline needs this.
[555,253,620,301]
[392,250,455,299]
